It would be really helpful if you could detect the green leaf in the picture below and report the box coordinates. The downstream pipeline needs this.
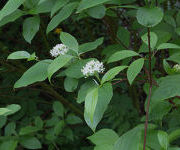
[29,0,56,14]
[54,120,65,135]
[7,51,30,60]
[65,58,94,79]
[108,50,139,63]
[23,16,40,43]
[0,140,18,150]
[0,108,11,116]
[20,137,42,149]
[94,145,113,150]
[0,9,24,27]
[46,2,77,34]
[88,129,119,145]
[141,32,158,49]
[151,75,180,107]
[0,116,7,128]
[177,11,180,27]
[169,129,180,144]
[19,126,40,135]
[87,5,106,19]
[84,83,113,131]
[168,53,180,64]
[148,101,172,121]
[0,0,25,21]
[27,52,37,61]
[157,43,180,50]
[48,55,73,81]
[164,15,176,28]
[64,77,78,92]
[51,0,69,17]
[85,87,99,124]
[136,7,164,27]
[127,58,144,85]
[35,117,43,129]
[169,148,180,150]
[79,37,104,54]
[60,32,79,52]
[53,101,64,117]
[163,59,173,75]
[175,27,180,36]
[14,60,52,88]
[66,114,82,125]
[77,0,110,13]
[117,26,130,48]
[113,125,144,150]
[5,122,16,136]
[101,66,127,84]
[157,130,168,150]
[77,80,98,103]
[3,104,21,116]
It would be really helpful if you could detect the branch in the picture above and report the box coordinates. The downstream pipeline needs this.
[0,60,84,118]
[143,28,153,150]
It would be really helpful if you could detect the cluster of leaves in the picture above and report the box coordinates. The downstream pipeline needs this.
[1,0,180,150]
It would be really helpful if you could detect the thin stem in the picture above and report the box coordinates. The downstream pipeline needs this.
[143,28,153,150]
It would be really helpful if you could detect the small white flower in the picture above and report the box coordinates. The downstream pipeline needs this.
[81,60,105,77]
[50,44,69,57]
[173,64,180,72]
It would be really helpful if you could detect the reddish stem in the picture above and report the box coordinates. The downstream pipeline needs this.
[143,28,153,150]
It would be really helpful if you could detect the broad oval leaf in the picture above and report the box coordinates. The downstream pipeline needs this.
[19,126,40,135]
[0,0,25,21]
[117,26,130,48]
[0,108,11,116]
[151,75,180,105]
[3,104,21,116]
[157,43,180,50]
[23,16,40,43]
[60,32,79,52]
[136,7,164,27]
[48,55,73,81]
[7,51,30,60]
[141,32,158,49]
[87,5,106,19]
[169,129,180,144]
[53,101,64,117]
[64,77,78,92]
[127,58,144,85]
[65,58,95,79]
[77,0,110,13]
[79,37,104,54]
[101,66,128,84]
[77,80,98,103]
[20,137,42,149]
[108,50,139,63]
[46,2,77,34]
[157,130,169,150]
[14,60,52,88]
[0,9,24,27]
[85,87,99,124]
[84,83,113,131]
[88,129,119,145]
[113,125,144,150]
[51,0,69,17]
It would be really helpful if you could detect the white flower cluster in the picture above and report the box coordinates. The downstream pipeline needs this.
[173,64,180,72]
[81,60,105,77]
[50,44,69,57]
